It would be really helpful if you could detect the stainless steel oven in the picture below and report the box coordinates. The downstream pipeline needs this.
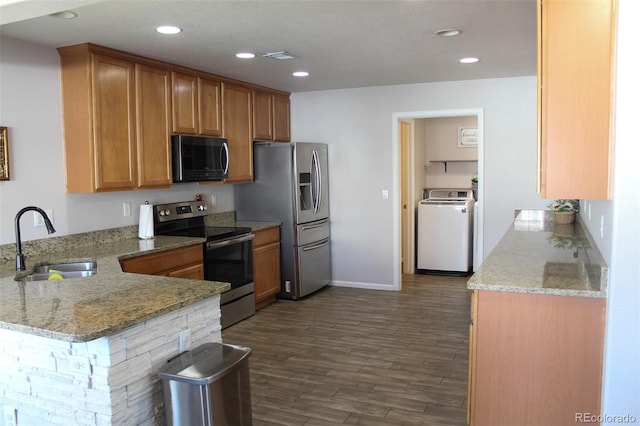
[153,201,256,329]
[205,230,255,329]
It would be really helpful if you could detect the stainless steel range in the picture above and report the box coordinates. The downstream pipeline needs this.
[153,200,255,329]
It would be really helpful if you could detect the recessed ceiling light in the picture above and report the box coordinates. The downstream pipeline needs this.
[236,52,256,59]
[435,29,462,37]
[460,57,480,64]
[293,71,309,77]
[156,26,182,35]
[50,11,77,19]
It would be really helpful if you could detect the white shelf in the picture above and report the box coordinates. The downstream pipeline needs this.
[428,160,478,172]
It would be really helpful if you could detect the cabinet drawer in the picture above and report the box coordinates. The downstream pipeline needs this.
[120,244,203,275]
[252,226,280,247]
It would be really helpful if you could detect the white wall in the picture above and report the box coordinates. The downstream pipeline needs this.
[0,36,234,245]
[598,0,640,421]
[291,76,546,288]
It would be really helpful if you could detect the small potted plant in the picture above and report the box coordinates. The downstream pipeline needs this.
[548,199,579,224]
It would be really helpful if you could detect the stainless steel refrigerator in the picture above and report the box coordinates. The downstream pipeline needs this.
[234,142,331,300]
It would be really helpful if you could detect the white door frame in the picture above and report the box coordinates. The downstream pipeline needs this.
[391,108,485,291]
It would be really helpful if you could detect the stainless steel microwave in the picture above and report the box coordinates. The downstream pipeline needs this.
[171,135,229,182]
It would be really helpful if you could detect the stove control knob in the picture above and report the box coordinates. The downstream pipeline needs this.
[197,204,207,211]
[160,209,170,217]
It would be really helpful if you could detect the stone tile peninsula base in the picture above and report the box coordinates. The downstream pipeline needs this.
[0,296,221,425]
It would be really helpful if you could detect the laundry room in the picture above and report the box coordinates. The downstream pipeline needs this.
[414,115,479,276]
[421,115,479,192]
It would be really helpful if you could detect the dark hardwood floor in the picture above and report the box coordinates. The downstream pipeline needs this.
[222,274,471,425]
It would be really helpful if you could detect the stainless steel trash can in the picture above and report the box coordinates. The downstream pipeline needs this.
[158,342,252,426]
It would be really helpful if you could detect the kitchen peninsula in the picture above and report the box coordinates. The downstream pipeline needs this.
[0,227,228,425]
[467,210,607,426]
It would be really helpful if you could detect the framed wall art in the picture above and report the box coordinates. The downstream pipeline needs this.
[458,127,478,148]
[0,127,8,180]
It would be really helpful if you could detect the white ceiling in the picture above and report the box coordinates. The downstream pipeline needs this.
[0,0,537,93]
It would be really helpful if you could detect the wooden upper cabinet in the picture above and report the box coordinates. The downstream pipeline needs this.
[171,71,222,136]
[172,72,199,134]
[253,90,274,141]
[198,77,223,136]
[537,0,615,199]
[58,46,137,192]
[92,53,137,191]
[222,83,253,183]
[58,44,173,192]
[253,89,291,142]
[135,64,172,188]
[273,93,291,142]
[59,43,286,191]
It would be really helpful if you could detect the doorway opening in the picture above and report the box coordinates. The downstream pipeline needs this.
[392,109,484,291]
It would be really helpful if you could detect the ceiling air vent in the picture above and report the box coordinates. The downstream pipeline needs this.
[262,51,295,60]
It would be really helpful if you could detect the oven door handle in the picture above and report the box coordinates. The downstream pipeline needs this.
[206,233,254,250]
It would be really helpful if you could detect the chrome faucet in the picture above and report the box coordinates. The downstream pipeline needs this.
[15,206,56,271]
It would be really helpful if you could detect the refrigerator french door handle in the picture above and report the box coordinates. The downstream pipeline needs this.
[308,151,316,212]
[221,142,230,176]
[315,150,322,213]
[311,150,321,213]
[302,238,329,251]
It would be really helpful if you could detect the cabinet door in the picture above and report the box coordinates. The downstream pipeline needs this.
[120,244,204,275]
[92,53,137,191]
[252,90,274,141]
[222,83,253,183]
[467,290,478,425]
[166,263,204,280]
[254,241,281,304]
[136,64,172,188]
[472,291,605,426]
[273,93,291,142]
[198,77,222,136]
[172,72,199,134]
[253,230,281,310]
[538,0,615,199]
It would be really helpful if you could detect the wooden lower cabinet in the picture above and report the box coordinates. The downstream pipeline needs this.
[120,243,204,279]
[467,290,605,426]
[252,226,281,310]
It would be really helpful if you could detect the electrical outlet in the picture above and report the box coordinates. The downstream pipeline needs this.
[4,406,17,426]
[179,329,191,353]
[123,202,131,217]
[33,209,53,227]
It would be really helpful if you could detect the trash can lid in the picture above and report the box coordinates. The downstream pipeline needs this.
[158,342,252,385]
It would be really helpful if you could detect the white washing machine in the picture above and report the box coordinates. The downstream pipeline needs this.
[417,189,474,274]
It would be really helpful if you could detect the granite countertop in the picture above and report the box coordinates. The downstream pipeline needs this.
[0,215,281,342]
[468,210,608,298]
[0,235,228,342]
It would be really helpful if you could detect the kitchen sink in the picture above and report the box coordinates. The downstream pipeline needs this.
[22,260,98,281]
[25,270,97,282]
[32,261,97,274]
